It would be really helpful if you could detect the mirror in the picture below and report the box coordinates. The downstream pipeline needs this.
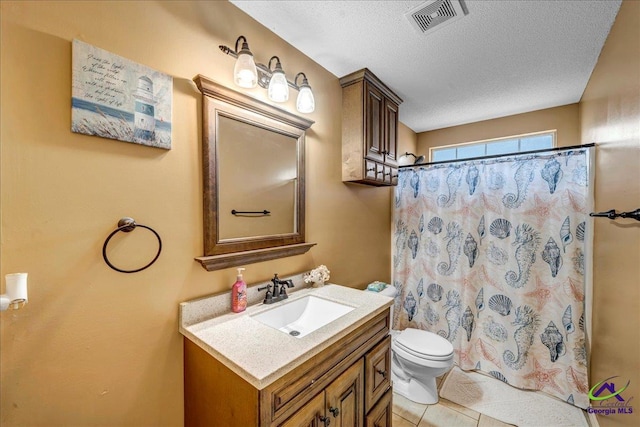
[194,75,315,271]
[217,115,297,239]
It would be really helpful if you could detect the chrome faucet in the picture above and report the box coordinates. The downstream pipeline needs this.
[258,274,294,304]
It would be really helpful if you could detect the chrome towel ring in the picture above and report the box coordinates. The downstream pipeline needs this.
[102,217,162,273]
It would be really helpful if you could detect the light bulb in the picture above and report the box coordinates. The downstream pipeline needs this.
[268,70,289,102]
[234,52,258,88]
[296,86,315,113]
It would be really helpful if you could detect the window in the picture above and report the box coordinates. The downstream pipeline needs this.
[430,131,556,162]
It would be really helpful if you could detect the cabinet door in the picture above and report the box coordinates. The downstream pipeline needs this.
[364,82,385,163]
[279,392,326,427]
[365,335,391,412]
[325,359,365,427]
[365,388,392,427]
[383,100,399,166]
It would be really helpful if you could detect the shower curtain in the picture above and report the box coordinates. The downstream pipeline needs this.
[392,147,593,409]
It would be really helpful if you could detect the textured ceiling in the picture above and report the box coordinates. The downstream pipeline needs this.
[230,0,622,132]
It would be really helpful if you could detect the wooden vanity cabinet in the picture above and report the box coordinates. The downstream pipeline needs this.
[184,309,392,427]
[366,388,393,427]
[285,360,364,427]
[340,68,402,187]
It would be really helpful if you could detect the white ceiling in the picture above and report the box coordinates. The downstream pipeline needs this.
[230,0,622,133]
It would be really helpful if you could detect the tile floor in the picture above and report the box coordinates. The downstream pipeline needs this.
[392,374,516,427]
[392,373,592,427]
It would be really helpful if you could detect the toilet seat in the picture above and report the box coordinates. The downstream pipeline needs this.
[394,328,454,361]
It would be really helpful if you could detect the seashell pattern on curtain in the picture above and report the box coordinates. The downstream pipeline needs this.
[392,148,592,408]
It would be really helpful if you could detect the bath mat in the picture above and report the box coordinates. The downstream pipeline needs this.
[440,367,589,427]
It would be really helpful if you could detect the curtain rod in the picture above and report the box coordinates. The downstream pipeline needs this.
[400,143,596,169]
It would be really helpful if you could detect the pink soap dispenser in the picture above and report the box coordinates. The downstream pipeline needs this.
[231,267,247,313]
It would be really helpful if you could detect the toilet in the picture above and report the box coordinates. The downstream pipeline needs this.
[370,285,454,404]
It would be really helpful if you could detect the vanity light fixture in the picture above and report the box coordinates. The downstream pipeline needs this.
[232,36,258,88]
[295,73,315,114]
[267,56,289,102]
[219,35,315,113]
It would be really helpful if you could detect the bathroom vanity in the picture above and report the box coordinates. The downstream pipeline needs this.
[180,284,393,427]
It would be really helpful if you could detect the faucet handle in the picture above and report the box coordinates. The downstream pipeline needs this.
[258,284,273,303]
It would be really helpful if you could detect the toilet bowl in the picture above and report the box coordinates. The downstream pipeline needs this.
[367,285,454,404]
[391,328,454,404]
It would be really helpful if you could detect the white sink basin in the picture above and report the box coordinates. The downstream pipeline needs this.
[251,295,355,338]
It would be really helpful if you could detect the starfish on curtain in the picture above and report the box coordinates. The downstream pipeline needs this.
[521,194,562,227]
[439,269,479,291]
[523,358,564,394]
[450,196,481,221]
[524,276,553,311]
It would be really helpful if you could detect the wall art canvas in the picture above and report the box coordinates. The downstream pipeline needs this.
[72,39,172,149]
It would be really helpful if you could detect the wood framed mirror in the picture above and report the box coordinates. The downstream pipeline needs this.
[194,75,315,271]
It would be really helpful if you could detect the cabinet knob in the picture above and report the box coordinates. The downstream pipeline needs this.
[319,415,331,426]
[329,406,340,417]
[376,368,387,378]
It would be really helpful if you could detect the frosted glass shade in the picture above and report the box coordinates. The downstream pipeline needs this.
[296,86,315,113]
[234,53,258,88]
[268,71,289,102]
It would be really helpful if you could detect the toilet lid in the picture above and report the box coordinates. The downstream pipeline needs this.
[395,328,454,359]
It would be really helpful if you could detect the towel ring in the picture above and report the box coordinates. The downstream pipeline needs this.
[102,217,162,273]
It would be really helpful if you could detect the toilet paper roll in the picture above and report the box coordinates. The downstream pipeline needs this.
[5,273,28,303]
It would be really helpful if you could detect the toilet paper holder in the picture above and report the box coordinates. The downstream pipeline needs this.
[0,272,28,311]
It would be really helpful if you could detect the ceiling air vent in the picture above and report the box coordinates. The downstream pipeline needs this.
[405,0,469,35]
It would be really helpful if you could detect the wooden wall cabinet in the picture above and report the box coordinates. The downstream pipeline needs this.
[340,69,403,187]
[184,310,392,427]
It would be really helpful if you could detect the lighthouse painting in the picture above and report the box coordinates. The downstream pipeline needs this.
[72,40,172,149]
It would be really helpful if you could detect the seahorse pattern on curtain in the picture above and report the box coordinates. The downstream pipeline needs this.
[392,149,591,408]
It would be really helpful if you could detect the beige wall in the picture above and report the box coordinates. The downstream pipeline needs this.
[0,1,416,425]
[398,121,419,166]
[579,1,640,426]
[417,103,580,155]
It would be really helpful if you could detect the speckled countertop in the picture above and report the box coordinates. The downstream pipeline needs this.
[179,282,393,390]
